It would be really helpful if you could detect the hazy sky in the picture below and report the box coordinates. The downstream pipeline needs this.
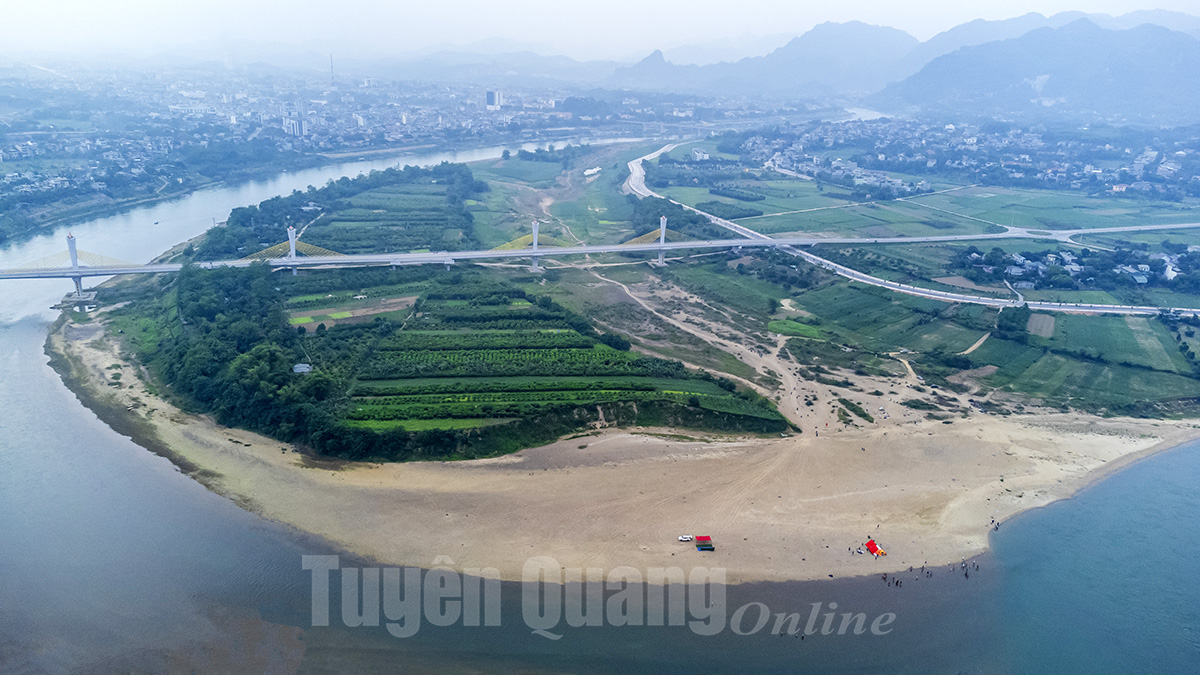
[6,0,1198,61]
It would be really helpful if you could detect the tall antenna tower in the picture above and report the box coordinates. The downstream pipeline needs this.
[330,53,335,85]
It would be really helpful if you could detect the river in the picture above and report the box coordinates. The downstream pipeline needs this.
[1,143,1198,673]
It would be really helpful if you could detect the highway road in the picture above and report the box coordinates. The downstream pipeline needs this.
[6,145,1199,320]
[624,144,1200,318]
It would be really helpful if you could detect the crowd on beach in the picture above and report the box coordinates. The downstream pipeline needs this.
[848,514,1002,589]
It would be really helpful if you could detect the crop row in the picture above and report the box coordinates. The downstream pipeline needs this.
[423,307,566,323]
[358,348,685,380]
[375,330,594,352]
[350,377,664,396]
[357,345,686,379]
[354,389,660,406]
[410,318,574,331]
[346,389,782,422]
[346,391,680,420]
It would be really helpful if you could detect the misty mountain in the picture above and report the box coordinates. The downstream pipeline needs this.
[612,21,917,97]
[661,33,794,66]
[871,20,1200,125]
[895,10,1200,80]
[1087,9,1200,37]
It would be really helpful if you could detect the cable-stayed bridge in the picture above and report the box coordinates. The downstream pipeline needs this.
[8,220,1200,318]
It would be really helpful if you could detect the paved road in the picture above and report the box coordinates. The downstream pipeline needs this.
[0,233,1073,280]
[624,144,1200,318]
[8,145,1200,319]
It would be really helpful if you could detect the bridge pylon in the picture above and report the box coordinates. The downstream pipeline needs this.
[287,226,298,276]
[66,233,83,297]
[658,215,667,265]
[531,220,540,272]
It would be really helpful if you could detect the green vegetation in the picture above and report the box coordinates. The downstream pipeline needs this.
[197,163,487,259]
[107,263,785,461]
[768,319,822,338]
[905,185,1200,232]
[101,164,786,461]
[694,201,764,219]
[838,398,875,423]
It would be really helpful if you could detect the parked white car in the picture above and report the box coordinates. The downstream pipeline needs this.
[678,535,693,542]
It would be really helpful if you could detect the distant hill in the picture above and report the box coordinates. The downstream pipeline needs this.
[612,21,918,97]
[662,33,794,66]
[896,10,1200,80]
[871,20,1200,125]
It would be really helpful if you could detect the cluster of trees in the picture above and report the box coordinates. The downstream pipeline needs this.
[694,201,763,219]
[512,144,588,168]
[994,304,1032,341]
[629,196,724,239]
[731,249,824,293]
[707,186,765,202]
[132,264,342,441]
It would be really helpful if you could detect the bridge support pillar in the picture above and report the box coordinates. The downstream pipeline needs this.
[531,220,540,273]
[66,233,83,297]
[287,226,298,275]
[658,215,667,265]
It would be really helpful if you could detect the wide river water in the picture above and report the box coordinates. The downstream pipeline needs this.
[1,143,1198,673]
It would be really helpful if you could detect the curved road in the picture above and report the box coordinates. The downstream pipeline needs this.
[5,145,1198,320]
[624,145,1200,318]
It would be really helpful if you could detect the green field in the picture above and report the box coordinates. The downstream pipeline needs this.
[660,180,857,219]
[550,169,638,244]
[662,263,788,317]
[968,336,1200,410]
[295,180,476,255]
[1045,314,1190,373]
[903,185,1200,231]
[474,159,564,188]
[768,319,822,338]
[790,283,986,354]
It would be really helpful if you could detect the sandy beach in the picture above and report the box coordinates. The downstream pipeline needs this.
[47,315,1200,585]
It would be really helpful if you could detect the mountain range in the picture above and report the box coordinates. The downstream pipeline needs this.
[872,19,1200,124]
[128,10,1200,126]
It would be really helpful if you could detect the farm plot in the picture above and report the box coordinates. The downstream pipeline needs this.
[332,284,786,432]
[903,185,1200,231]
[300,182,475,254]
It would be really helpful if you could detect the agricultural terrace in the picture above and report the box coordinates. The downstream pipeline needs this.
[195,163,487,260]
[339,277,785,438]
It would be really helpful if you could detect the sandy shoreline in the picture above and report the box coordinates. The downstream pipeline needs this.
[46,314,1200,585]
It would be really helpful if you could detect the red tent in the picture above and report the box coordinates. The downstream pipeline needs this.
[865,539,881,555]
